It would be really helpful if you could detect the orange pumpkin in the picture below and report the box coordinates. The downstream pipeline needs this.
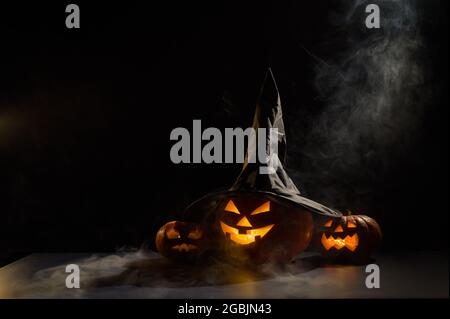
[316,213,382,262]
[155,221,210,262]
[215,194,314,263]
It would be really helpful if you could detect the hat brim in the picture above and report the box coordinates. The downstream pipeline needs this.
[184,189,342,220]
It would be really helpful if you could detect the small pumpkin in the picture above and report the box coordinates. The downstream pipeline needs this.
[215,194,314,263]
[155,221,210,262]
[316,212,382,262]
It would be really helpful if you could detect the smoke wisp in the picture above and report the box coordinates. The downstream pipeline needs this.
[290,0,430,212]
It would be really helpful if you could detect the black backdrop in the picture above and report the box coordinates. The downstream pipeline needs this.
[0,1,448,264]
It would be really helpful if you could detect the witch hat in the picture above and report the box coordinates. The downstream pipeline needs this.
[229,68,300,195]
[185,69,340,218]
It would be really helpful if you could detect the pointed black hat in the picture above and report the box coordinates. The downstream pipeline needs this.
[185,69,340,218]
[229,68,300,195]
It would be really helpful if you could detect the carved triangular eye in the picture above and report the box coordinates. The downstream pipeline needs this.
[324,220,333,227]
[166,227,180,239]
[347,221,357,228]
[250,201,271,215]
[225,200,240,214]
[188,228,203,239]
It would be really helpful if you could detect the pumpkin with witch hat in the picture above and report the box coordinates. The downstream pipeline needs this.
[183,69,341,264]
[157,69,382,264]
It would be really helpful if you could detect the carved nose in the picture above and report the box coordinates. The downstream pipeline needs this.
[237,216,252,227]
[334,225,344,232]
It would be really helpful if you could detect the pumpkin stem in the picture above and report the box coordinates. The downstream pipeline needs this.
[345,209,353,216]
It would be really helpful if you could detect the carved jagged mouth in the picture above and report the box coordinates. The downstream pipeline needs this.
[321,233,359,251]
[220,221,274,245]
[171,243,197,252]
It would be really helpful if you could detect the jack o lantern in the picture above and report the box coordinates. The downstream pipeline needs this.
[155,221,210,262]
[316,213,382,262]
[216,194,314,263]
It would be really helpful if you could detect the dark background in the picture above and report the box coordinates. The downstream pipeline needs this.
[0,1,448,266]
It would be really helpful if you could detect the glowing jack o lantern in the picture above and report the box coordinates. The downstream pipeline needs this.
[317,213,382,262]
[155,221,210,262]
[321,219,359,251]
[216,194,313,263]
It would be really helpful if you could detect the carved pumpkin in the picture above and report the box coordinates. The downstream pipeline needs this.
[316,213,382,262]
[155,221,210,262]
[216,194,314,263]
